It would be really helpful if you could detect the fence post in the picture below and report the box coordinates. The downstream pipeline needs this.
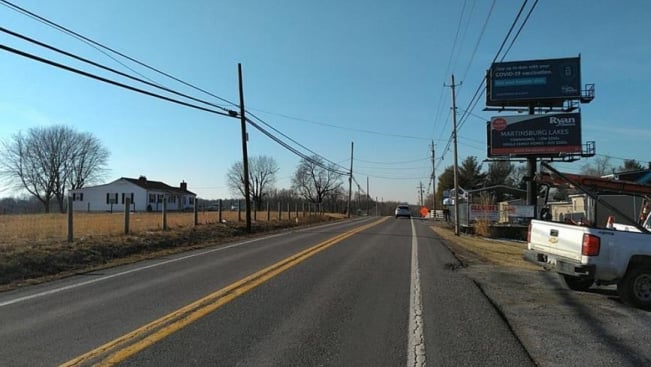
[67,196,73,242]
[302,202,305,217]
[287,202,291,219]
[162,198,168,230]
[278,201,282,220]
[194,198,199,226]
[124,197,131,234]
[266,201,270,221]
[218,199,223,223]
[238,199,242,222]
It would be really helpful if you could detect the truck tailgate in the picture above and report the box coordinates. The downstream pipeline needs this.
[528,220,586,262]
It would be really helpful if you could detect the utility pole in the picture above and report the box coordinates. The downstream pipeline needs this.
[430,140,436,211]
[417,182,424,206]
[238,63,251,233]
[527,104,537,217]
[366,176,370,215]
[347,141,354,218]
[445,74,462,236]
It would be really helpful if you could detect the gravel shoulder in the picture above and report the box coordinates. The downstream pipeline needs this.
[429,222,651,367]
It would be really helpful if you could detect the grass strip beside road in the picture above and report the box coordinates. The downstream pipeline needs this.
[60,217,388,367]
[429,223,538,270]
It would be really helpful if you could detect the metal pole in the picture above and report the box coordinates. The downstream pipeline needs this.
[527,105,538,218]
[238,63,252,232]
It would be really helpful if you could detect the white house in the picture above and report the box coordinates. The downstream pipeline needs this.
[70,176,196,212]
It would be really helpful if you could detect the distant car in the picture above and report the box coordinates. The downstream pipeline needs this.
[395,204,411,218]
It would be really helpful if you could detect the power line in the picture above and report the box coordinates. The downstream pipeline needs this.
[0,26,237,116]
[0,43,235,118]
[250,108,430,141]
[246,112,349,174]
[0,0,238,108]
[460,0,497,82]
[437,0,537,167]
[0,4,353,179]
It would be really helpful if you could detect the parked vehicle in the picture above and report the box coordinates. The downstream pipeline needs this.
[525,162,651,310]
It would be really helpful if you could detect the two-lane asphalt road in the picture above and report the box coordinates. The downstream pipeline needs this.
[0,217,533,366]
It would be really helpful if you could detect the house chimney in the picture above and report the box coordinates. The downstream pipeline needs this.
[139,175,147,182]
[180,181,187,191]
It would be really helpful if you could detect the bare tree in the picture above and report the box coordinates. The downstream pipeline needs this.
[0,125,110,213]
[580,155,613,177]
[68,132,110,190]
[226,155,279,210]
[291,155,343,204]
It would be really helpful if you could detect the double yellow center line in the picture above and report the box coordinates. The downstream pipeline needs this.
[61,217,387,367]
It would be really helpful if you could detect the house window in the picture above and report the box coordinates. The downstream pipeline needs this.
[130,193,134,204]
[168,196,176,203]
[79,193,84,201]
[189,197,194,205]
[121,193,125,204]
[107,193,118,204]
[157,194,163,203]
[149,194,156,203]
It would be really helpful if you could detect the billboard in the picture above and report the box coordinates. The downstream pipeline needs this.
[487,113,582,157]
[486,57,581,106]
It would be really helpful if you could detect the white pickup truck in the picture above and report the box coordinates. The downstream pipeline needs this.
[525,218,651,310]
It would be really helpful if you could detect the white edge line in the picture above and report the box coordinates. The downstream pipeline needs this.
[0,218,364,308]
[407,218,426,367]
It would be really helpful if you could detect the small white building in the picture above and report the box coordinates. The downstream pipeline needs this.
[70,176,196,212]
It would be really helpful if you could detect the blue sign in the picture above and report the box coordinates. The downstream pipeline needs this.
[487,57,581,106]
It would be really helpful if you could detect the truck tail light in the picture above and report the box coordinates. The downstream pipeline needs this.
[581,234,600,256]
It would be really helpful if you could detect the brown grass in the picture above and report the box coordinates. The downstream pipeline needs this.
[0,210,321,246]
[0,212,342,290]
[430,223,538,271]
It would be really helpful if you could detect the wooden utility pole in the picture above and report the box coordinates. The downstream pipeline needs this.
[446,74,462,236]
[347,142,354,218]
[238,63,251,232]
[431,141,436,210]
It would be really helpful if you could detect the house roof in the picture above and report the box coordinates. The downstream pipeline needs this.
[121,177,196,196]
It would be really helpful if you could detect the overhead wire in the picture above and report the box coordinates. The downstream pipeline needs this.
[1,3,359,180]
[0,43,235,118]
[250,108,430,141]
[436,0,536,172]
[0,0,238,109]
[0,26,238,116]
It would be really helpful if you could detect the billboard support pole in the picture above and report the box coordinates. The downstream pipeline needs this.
[527,105,538,218]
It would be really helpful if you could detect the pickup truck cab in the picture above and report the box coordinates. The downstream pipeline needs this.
[525,218,651,310]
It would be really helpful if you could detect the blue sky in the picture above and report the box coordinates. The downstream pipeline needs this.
[1,0,650,203]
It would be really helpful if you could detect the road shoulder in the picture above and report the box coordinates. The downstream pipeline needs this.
[428,222,651,367]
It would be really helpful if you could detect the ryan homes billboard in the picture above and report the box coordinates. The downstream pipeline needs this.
[487,113,582,157]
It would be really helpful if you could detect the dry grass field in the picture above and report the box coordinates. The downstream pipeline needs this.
[0,210,322,246]
[0,210,344,289]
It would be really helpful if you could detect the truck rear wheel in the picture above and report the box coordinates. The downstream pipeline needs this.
[618,265,651,310]
[560,274,593,291]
